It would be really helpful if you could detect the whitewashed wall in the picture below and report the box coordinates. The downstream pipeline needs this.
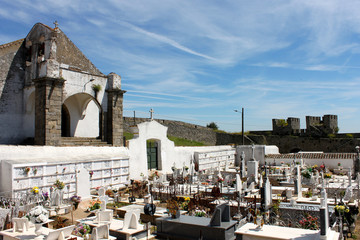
[236,145,280,166]
[128,120,234,179]
[0,146,130,198]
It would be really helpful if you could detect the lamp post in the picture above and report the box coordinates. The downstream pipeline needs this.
[234,108,244,145]
[83,78,95,92]
[355,146,360,178]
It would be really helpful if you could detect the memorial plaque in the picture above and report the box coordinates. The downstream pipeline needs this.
[121,160,129,167]
[47,165,57,175]
[83,163,92,170]
[122,168,128,174]
[31,177,42,187]
[113,160,120,168]
[94,161,102,169]
[93,179,102,187]
[104,178,111,185]
[15,168,24,178]
[104,161,111,168]
[104,170,111,177]
[18,179,28,189]
[47,176,56,184]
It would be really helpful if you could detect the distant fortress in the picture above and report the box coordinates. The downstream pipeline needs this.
[272,115,338,137]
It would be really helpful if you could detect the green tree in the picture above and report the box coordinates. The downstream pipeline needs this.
[207,122,218,130]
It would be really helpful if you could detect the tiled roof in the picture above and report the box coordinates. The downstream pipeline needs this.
[266,152,356,159]
[0,39,24,50]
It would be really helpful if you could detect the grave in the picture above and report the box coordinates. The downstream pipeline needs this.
[155,203,237,240]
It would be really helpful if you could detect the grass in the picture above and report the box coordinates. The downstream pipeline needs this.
[167,135,206,146]
[124,132,134,140]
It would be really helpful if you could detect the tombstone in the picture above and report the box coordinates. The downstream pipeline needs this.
[343,185,353,202]
[247,161,258,184]
[210,203,230,226]
[263,178,272,210]
[12,218,29,233]
[51,189,62,206]
[76,168,90,199]
[235,174,242,195]
[286,188,292,199]
[242,181,247,192]
[98,194,109,211]
[320,187,329,237]
[189,162,195,184]
[144,194,153,204]
[91,224,109,240]
[348,168,352,187]
[123,210,141,230]
[248,182,255,191]
[225,156,229,171]
[95,210,113,223]
[241,151,246,178]
[290,197,297,206]
[98,187,106,197]
[258,174,263,188]
[294,165,302,198]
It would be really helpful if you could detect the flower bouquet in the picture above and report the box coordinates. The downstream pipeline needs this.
[31,186,39,194]
[73,223,91,238]
[26,205,49,224]
[53,179,65,190]
[87,199,101,211]
[23,167,31,175]
[194,209,206,217]
[70,195,81,210]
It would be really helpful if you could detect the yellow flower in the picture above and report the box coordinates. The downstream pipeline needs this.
[345,209,349,213]
[31,186,39,194]
[184,197,190,201]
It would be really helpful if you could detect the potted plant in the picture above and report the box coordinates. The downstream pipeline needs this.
[91,84,102,98]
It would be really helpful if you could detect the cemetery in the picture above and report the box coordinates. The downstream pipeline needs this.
[1,135,359,239]
[0,22,359,239]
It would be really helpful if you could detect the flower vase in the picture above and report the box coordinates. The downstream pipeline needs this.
[34,223,43,235]
[255,216,263,229]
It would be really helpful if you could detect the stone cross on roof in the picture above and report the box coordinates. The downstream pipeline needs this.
[149,108,154,120]
[53,20,59,29]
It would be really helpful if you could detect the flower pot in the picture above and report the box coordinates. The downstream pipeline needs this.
[35,223,43,235]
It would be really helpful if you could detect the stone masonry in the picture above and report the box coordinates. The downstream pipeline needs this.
[34,77,64,145]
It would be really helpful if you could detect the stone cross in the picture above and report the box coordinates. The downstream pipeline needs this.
[149,108,154,120]
[53,20,59,28]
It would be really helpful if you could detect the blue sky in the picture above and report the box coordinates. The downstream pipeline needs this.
[1,0,360,133]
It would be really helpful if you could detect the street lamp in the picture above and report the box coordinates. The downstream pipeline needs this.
[83,78,95,92]
[355,146,360,177]
[234,108,244,145]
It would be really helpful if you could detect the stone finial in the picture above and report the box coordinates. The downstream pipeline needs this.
[107,72,121,90]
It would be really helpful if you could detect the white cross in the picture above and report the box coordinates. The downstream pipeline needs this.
[150,108,154,120]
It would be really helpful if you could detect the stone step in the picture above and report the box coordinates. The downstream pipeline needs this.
[60,137,111,146]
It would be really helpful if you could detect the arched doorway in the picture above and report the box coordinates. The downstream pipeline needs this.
[61,105,70,137]
[62,93,102,138]
[147,139,160,170]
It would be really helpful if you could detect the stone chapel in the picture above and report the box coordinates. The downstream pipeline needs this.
[0,23,234,199]
[0,22,125,146]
